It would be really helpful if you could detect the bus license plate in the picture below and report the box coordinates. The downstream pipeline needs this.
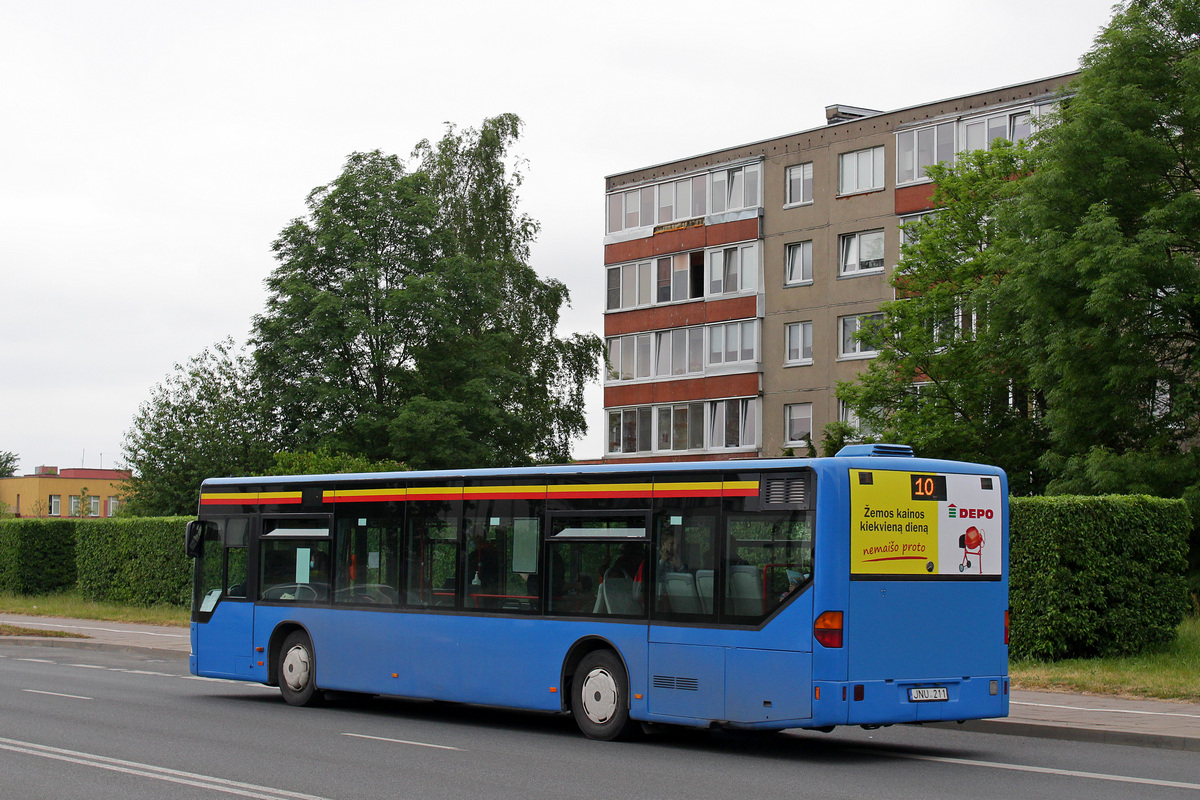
[909,687,948,702]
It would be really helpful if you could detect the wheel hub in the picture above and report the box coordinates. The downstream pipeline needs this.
[282,644,311,691]
[580,667,618,724]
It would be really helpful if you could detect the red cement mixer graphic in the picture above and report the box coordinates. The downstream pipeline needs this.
[958,525,985,573]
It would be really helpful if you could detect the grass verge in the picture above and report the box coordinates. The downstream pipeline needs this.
[1010,616,1200,703]
[0,623,89,638]
[0,591,189,628]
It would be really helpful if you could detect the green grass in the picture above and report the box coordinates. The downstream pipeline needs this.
[1010,616,1200,702]
[0,591,189,628]
[0,623,88,638]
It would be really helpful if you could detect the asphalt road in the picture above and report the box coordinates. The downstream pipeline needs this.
[1,644,1198,800]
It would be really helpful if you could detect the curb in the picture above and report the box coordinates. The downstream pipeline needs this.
[0,636,188,658]
[927,719,1200,752]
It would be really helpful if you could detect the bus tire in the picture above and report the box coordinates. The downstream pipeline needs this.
[571,650,634,741]
[279,630,322,707]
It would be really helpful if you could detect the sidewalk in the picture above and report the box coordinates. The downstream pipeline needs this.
[3,613,1197,750]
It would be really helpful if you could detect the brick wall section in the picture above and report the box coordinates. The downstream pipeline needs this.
[603,218,759,265]
[604,372,759,407]
[604,295,757,337]
[895,182,937,215]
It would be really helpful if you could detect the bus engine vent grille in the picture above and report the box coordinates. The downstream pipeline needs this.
[764,477,806,506]
[653,675,699,692]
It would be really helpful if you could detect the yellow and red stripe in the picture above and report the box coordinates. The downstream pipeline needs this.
[202,480,759,506]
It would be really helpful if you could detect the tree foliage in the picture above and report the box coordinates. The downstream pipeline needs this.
[121,339,281,516]
[253,116,603,469]
[1015,0,1200,467]
[838,144,1051,493]
[0,450,17,478]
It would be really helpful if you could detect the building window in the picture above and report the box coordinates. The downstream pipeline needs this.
[609,252,705,312]
[606,334,652,381]
[785,241,813,285]
[658,252,705,303]
[607,399,758,454]
[107,496,119,517]
[69,495,81,516]
[708,320,758,366]
[839,230,885,275]
[710,163,761,214]
[655,327,705,377]
[962,111,1032,153]
[656,175,708,224]
[48,495,60,516]
[784,403,813,445]
[707,241,758,296]
[839,400,878,437]
[607,186,656,234]
[88,496,100,517]
[655,403,705,452]
[785,162,813,206]
[838,145,885,195]
[709,398,757,450]
[786,322,813,365]
[840,313,884,359]
[897,122,954,184]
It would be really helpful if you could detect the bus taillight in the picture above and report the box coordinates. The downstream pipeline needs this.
[1004,609,1010,645]
[814,610,843,648]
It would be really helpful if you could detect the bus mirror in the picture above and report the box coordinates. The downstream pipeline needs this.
[185,520,211,559]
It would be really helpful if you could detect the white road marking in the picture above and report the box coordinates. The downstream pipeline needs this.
[16,658,55,663]
[0,737,336,800]
[1012,700,1200,720]
[342,732,464,751]
[22,689,93,700]
[68,663,108,669]
[861,748,1200,791]
[1,621,186,639]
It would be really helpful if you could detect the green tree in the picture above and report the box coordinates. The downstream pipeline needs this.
[1014,0,1200,482]
[0,450,17,478]
[262,446,406,477]
[837,144,1051,493]
[121,339,281,516]
[254,116,603,469]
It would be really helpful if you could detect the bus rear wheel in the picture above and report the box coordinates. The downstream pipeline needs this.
[279,630,322,707]
[571,650,635,741]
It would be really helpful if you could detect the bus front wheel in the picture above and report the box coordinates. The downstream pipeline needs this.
[279,631,322,707]
[571,650,634,741]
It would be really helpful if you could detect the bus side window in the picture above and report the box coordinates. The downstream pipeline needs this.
[333,514,401,607]
[723,513,813,620]
[224,517,249,599]
[403,503,458,608]
[652,511,717,619]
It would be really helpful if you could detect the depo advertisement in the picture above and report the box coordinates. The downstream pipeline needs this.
[849,469,1002,577]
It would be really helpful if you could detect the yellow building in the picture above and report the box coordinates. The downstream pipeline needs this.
[0,466,130,518]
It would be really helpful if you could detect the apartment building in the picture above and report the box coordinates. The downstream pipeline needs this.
[601,72,1075,463]
[0,466,130,517]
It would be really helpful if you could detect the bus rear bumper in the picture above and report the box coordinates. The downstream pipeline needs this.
[810,676,1009,728]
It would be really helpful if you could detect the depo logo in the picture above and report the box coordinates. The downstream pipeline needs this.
[947,504,994,520]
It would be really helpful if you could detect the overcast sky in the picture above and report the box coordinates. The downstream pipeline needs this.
[1,0,1119,476]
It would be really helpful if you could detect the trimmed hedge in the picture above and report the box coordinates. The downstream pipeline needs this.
[75,517,192,606]
[1010,495,1190,660]
[0,518,77,594]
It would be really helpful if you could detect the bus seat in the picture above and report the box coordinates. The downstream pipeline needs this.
[695,569,714,614]
[664,572,701,614]
[728,565,764,616]
[594,575,641,615]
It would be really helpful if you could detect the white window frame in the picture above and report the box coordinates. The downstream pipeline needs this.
[707,241,759,297]
[785,241,813,285]
[654,402,706,452]
[839,313,884,360]
[896,122,955,185]
[710,163,761,214]
[961,109,1035,154]
[838,145,885,195]
[107,496,119,517]
[709,397,758,450]
[655,326,705,377]
[785,321,813,365]
[785,162,813,207]
[605,334,652,382]
[69,495,81,516]
[707,320,758,367]
[48,495,60,516]
[839,230,885,276]
[784,403,813,446]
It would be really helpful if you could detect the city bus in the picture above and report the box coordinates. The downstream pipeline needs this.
[185,444,1009,740]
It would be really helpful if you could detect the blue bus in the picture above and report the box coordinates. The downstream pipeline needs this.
[186,445,1009,740]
